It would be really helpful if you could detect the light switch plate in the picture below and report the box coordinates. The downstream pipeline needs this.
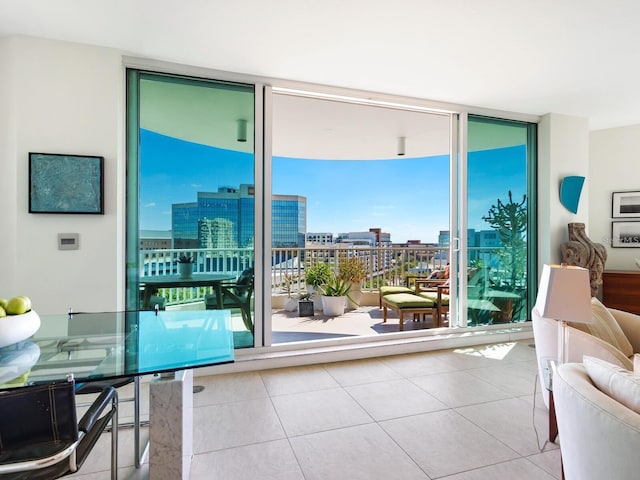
[58,233,79,250]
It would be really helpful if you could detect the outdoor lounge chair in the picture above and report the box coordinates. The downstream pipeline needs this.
[205,268,254,333]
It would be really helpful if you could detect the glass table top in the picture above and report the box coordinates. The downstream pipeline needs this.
[0,310,234,388]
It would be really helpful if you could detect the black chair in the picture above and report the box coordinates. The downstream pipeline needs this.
[0,375,118,479]
[205,268,254,333]
[75,376,144,467]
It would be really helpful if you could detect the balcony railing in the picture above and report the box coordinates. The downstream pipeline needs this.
[139,245,526,320]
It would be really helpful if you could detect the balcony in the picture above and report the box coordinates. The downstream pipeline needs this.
[138,245,528,344]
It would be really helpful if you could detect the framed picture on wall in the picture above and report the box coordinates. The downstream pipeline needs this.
[611,221,640,248]
[29,153,104,214]
[612,191,640,218]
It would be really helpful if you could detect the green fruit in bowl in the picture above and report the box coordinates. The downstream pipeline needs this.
[0,298,7,309]
[0,306,5,317]
[5,296,32,315]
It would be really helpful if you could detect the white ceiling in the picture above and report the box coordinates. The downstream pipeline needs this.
[2,0,639,133]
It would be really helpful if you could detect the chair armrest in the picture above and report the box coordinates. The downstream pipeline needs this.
[78,387,117,433]
[566,325,634,369]
[609,308,640,353]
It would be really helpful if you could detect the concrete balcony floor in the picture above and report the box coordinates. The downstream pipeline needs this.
[271,305,439,344]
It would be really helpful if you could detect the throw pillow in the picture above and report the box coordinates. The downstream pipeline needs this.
[583,355,640,414]
[569,298,633,358]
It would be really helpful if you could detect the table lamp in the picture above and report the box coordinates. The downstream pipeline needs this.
[535,263,592,364]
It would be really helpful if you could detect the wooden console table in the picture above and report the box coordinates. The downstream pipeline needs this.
[602,270,640,314]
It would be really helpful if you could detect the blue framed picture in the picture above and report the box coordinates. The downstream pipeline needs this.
[29,153,104,214]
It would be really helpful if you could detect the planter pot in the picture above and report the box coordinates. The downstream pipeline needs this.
[347,285,362,310]
[307,286,323,311]
[321,295,346,316]
[178,262,193,279]
[284,297,298,312]
[298,300,314,317]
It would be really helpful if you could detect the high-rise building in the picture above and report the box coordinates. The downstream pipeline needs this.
[172,185,306,249]
[198,218,236,249]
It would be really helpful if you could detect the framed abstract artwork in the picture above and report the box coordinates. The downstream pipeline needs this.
[29,152,104,214]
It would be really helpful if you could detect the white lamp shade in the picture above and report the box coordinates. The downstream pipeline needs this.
[535,264,592,324]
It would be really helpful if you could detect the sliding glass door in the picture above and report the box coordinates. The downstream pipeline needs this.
[456,115,536,327]
[126,70,257,348]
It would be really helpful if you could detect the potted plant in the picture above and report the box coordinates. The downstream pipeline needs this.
[338,255,367,309]
[304,261,331,311]
[319,274,352,316]
[177,253,194,279]
[283,274,298,312]
[298,292,315,316]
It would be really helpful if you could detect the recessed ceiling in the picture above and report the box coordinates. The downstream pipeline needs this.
[4,0,639,131]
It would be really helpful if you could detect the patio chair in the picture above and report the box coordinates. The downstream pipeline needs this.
[0,376,118,480]
[205,268,254,333]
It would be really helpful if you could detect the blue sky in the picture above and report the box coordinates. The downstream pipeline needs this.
[140,129,527,243]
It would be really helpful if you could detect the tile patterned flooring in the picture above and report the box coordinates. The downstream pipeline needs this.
[68,340,561,479]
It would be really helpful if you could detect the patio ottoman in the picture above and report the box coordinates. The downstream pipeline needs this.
[379,285,413,308]
[382,293,437,331]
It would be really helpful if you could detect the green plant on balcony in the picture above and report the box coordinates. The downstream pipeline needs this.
[482,190,527,322]
[177,253,194,264]
[283,274,296,297]
[304,261,331,287]
[319,274,352,297]
[337,256,367,284]
[482,190,527,289]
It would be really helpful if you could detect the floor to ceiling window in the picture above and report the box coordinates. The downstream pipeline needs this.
[125,67,537,350]
[456,115,537,327]
[126,70,256,348]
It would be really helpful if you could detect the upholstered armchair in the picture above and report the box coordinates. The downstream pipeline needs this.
[554,361,640,480]
[532,298,640,409]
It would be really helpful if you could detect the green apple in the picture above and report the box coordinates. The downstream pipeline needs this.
[0,306,5,317]
[5,296,32,315]
[0,298,6,309]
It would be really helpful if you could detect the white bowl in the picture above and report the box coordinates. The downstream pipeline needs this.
[0,310,41,348]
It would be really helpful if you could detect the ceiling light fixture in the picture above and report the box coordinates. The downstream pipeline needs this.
[237,119,247,142]
[397,136,406,156]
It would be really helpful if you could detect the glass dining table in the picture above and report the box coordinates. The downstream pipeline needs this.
[0,309,235,480]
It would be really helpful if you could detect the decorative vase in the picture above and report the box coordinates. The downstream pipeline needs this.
[178,262,193,279]
[560,222,607,297]
[321,295,346,316]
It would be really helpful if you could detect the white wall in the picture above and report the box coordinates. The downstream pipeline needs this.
[0,36,124,313]
[590,124,640,270]
[537,113,590,273]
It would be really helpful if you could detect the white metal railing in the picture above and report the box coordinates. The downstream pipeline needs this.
[139,245,518,306]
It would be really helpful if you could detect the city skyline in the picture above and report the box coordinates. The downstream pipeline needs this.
[140,129,527,243]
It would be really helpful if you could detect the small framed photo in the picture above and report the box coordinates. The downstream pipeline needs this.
[611,221,640,248]
[29,153,104,214]
[612,191,640,218]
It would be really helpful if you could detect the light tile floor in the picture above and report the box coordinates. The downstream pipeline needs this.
[68,340,561,480]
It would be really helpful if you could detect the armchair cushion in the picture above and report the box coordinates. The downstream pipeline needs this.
[569,298,633,358]
[584,355,640,414]
[610,308,640,353]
